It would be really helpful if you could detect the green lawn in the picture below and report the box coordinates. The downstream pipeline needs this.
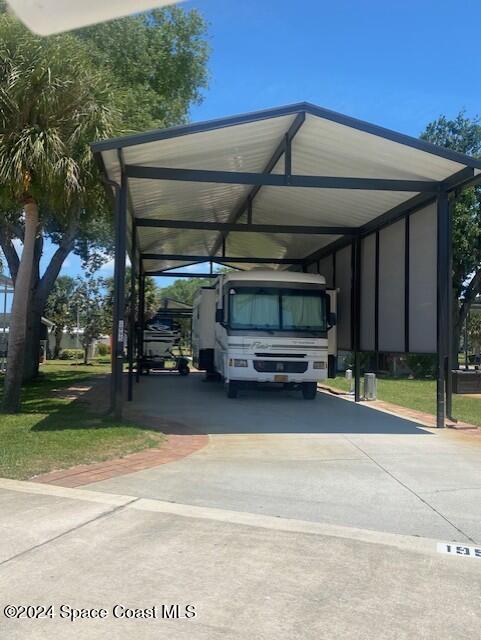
[325,376,481,427]
[0,360,165,480]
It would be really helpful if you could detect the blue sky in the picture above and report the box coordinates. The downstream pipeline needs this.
[22,0,481,291]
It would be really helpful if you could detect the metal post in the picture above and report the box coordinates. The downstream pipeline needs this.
[353,238,362,401]
[464,310,469,371]
[135,269,142,383]
[127,231,136,401]
[446,196,455,421]
[436,191,449,428]
[138,272,145,379]
[111,174,128,419]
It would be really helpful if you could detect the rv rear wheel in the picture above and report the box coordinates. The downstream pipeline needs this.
[227,381,239,399]
[302,382,317,400]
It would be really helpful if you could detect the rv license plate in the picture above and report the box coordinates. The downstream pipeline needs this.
[274,375,288,383]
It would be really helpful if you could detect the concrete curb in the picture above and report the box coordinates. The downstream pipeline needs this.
[0,477,450,558]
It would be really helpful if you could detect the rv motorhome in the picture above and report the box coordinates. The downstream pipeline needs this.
[192,270,337,399]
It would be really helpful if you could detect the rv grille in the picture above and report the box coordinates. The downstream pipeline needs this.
[255,353,306,358]
[253,360,308,373]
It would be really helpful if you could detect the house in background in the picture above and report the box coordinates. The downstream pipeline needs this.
[47,328,110,360]
[0,315,55,371]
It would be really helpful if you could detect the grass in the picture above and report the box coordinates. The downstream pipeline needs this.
[325,376,481,427]
[0,360,165,480]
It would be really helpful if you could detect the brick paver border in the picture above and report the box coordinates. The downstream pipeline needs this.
[32,433,208,488]
[318,383,480,432]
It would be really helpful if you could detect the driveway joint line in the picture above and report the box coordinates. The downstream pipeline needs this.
[343,436,478,544]
[0,497,139,568]
[420,486,481,495]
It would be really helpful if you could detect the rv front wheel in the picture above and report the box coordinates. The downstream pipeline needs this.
[302,382,317,400]
[227,381,239,399]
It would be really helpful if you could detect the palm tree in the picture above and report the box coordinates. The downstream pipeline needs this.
[0,16,116,412]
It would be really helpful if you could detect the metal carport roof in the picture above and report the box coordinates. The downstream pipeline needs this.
[91,101,481,427]
[92,101,481,274]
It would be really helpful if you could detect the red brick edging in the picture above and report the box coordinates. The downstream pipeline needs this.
[32,434,208,488]
[318,384,480,431]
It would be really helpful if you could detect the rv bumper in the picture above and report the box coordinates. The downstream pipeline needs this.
[225,356,328,383]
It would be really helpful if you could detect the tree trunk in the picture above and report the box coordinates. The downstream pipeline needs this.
[0,213,78,383]
[53,327,63,359]
[23,305,43,381]
[2,200,39,412]
[23,231,76,380]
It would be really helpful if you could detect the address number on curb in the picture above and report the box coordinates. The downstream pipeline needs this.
[437,543,481,558]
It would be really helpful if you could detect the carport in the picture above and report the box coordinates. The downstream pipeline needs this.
[91,102,481,427]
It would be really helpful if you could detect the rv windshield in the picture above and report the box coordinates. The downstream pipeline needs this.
[229,287,327,332]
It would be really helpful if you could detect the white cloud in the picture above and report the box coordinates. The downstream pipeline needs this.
[99,259,114,273]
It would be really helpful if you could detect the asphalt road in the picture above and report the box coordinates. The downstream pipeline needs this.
[1,479,480,640]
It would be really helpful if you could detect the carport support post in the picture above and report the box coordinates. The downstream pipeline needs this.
[353,237,362,402]
[127,230,136,402]
[445,195,455,421]
[111,173,128,419]
[136,269,144,383]
[436,191,450,428]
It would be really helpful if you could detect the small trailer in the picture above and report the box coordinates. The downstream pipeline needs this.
[192,270,337,398]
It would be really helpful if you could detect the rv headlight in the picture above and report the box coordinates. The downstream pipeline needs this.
[313,361,326,369]
[233,359,248,367]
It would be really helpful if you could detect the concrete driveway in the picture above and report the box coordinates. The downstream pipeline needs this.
[85,372,481,543]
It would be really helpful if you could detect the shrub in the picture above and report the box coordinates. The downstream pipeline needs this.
[59,348,84,360]
[406,354,436,378]
[97,343,111,356]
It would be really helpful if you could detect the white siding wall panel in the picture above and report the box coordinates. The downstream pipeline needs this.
[335,245,352,351]
[409,204,437,353]
[378,220,405,352]
[360,234,376,351]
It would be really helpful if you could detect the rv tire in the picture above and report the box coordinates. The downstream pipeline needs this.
[227,381,239,399]
[302,382,317,400]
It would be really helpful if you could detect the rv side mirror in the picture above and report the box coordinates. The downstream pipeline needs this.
[215,308,224,323]
[327,312,337,328]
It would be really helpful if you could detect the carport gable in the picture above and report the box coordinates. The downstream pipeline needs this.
[91,101,481,427]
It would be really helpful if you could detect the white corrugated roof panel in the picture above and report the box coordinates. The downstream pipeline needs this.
[93,102,481,272]
[128,179,251,222]
[290,114,464,180]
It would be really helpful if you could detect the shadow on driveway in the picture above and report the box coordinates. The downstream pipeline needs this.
[128,371,431,437]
